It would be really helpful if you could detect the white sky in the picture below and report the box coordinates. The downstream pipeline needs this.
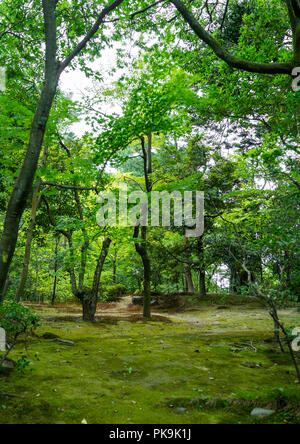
[60,49,116,136]
[59,42,139,136]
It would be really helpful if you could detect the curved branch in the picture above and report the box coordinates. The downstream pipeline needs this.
[169,0,293,75]
[41,181,96,191]
[58,0,125,74]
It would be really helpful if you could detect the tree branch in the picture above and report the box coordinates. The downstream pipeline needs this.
[220,0,230,33]
[41,182,96,191]
[169,0,293,74]
[58,0,125,74]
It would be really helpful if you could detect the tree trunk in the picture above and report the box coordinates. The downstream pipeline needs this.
[2,277,10,299]
[185,265,195,293]
[199,268,206,298]
[35,253,39,302]
[284,250,292,289]
[82,294,98,322]
[141,252,151,318]
[79,238,111,322]
[184,236,195,293]
[0,84,57,302]
[134,225,151,318]
[112,249,117,284]
[133,136,153,318]
[16,147,49,302]
[198,236,206,298]
[269,303,285,353]
[229,266,238,294]
[51,235,60,306]
[182,274,187,292]
[92,238,112,301]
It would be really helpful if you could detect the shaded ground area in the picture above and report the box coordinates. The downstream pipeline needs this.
[0,296,299,424]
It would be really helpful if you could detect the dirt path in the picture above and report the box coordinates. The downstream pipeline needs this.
[96,295,300,336]
[30,296,299,337]
[97,295,180,320]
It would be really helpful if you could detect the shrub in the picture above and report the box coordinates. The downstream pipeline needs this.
[0,301,40,366]
[102,284,127,302]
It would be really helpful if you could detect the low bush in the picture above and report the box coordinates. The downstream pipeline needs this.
[101,284,127,302]
[0,301,40,367]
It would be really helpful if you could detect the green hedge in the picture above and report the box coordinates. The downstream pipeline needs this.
[101,284,127,302]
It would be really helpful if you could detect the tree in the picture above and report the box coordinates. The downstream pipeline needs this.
[93,59,198,316]
[0,0,127,301]
[39,134,114,321]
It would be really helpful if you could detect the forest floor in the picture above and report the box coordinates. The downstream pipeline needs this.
[0,295,300,424]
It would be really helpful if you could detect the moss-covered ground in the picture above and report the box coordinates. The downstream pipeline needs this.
[0,296,299,424]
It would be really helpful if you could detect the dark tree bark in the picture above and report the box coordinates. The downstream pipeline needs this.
[199,269,206,298]
[197,236,206,298]
[51,234,60,307]
[132,136,153,318]
[185,265,195,293]
[134,225,151,318]
[16,147,49,302]
[2,277,10,299]
[78,237,111,322]
[112,249,117,284]
[92,238,112,302]
[34,249,39,302]
[81,294,97,323]
[184,235,195,293]
[229,266,238,294]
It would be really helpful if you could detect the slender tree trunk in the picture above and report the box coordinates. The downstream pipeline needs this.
[92,238,111,300]
[292,8,300,65]
[112,249,117,284]
[51,235,60,306]
[133,136,153,318]
[141,248,151,318]
[0,83,57,302]
[147,133,153,178]
[16,147,49,302]
[185,265,195,293]
[284,250,292,289]
[269,300,285,353]
[184,235,195,293]
[199,269,206,298]
[198,236,206,298]
[81,238,111,322]
[2,277,9,299]
[182,274,186,292]
[229,265,238,294]
[134,226,151,318]
[35,253,39,303]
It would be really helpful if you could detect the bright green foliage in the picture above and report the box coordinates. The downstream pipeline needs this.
[102,284,127,302]
[0,0,299,424]
[0,301,40,343]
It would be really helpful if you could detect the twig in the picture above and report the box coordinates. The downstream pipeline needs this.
[0,392,25,399]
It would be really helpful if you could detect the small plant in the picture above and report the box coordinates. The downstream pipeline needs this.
[0,301,40,367]
[15,355,32,375]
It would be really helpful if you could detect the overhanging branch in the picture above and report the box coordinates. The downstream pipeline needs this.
[169,0,293,75]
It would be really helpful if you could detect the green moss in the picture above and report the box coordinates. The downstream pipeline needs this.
[0,302,299,424]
